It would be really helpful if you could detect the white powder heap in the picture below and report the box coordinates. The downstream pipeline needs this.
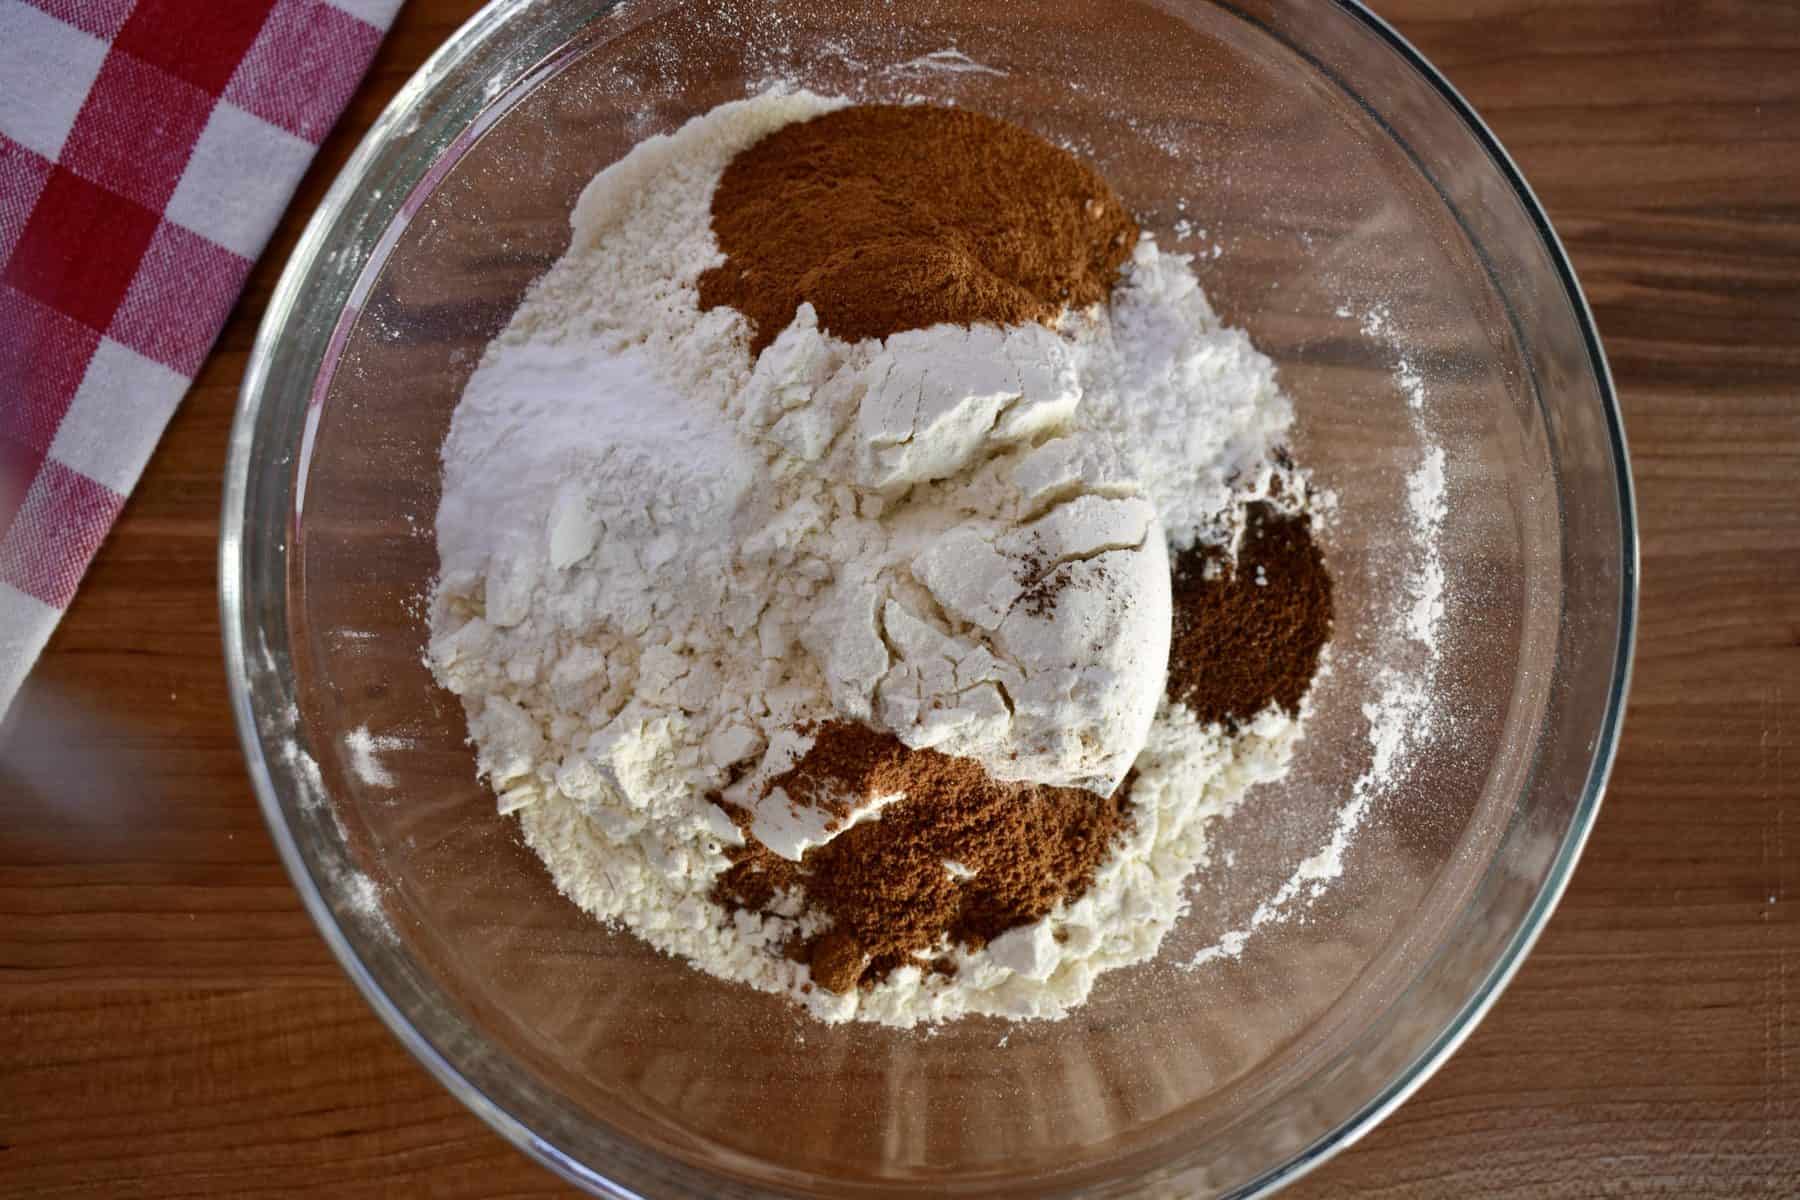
[1072,239,1292,552]
[428,90,1306,1026]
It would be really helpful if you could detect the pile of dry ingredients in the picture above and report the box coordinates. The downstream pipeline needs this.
[428,91,1333,1027]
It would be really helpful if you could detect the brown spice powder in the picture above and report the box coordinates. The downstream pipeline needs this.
[1012,535,1085,619]
[1167,502,1334,728]
[805,930,867,995]
[714,722,1130,992]
[698,104,1139,356]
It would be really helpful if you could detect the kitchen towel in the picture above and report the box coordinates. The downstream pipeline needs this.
[0,0,402,715]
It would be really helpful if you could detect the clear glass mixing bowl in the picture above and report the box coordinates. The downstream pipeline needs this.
[221,1,1637,1195]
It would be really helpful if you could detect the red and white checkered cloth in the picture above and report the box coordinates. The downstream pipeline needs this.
[0,0,401,714]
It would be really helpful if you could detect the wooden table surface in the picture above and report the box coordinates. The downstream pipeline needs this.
[4,1,1797,1195]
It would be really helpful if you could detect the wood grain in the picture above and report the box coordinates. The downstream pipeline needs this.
[3,1,1797,1196]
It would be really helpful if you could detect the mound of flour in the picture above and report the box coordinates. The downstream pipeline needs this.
[428,90,1302,1025]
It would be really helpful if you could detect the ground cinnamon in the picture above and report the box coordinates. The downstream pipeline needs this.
[1166,502,1333,728]
[698,104,1139,356]
[715,722,1129,992]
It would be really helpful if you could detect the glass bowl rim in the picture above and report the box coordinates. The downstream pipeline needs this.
[218,1,1640,1196]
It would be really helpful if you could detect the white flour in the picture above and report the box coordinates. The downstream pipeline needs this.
[429,90,1307,1025]
[1073,239,1292,552]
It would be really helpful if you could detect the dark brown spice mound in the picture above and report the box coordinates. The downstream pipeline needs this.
[714,722,1130,993]
[698,104,1139,356]
[805,930,867,995]
[1167,501,1334,728]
